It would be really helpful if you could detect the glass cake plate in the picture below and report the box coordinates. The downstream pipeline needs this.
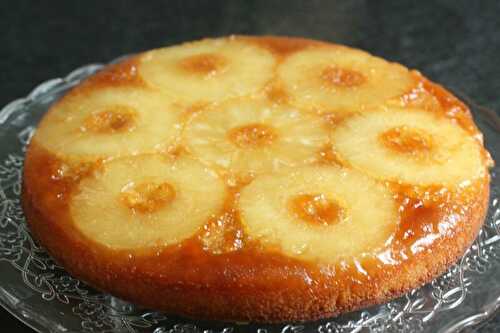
[0,59,499,333]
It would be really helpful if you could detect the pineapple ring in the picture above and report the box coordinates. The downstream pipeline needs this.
[278,47,414,113]
[71,154,226,249]
[139,38,276,103]
[35,88,181,159]
[183,99,330,176]
[239,166,397,262]
[331,108,485,185]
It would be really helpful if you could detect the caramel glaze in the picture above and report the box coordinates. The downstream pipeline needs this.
[401,72,493,168]
[23,141,490,322]
[403,72,479,137]
[77,57,147,92]
[22,36,493,322]
[379,126,434,159]
[241,35,330,60]
[37,56,149,132]
[227,123,277,148]
[265,83,289,105]
[120,181,176,214]
[320,66,366,88]
[178,53,228,77]
[317,144,345,167]
[82,106,137,134]
[289,194,344,226]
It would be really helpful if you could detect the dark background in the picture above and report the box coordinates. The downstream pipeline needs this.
[1,0,499,332]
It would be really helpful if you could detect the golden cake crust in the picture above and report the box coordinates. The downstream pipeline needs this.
[22,36,492,322]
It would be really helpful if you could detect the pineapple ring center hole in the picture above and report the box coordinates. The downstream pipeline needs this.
[320,66,366,88]
[288,193,344,226]
[120,181,176,214]
[179,53,228,77]
[82,106,137,134]
[227,123,277,148]
[379,126,435,157]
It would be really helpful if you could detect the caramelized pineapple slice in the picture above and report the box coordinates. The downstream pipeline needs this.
[139,37,276,103]
[239,166,397,262]
[183,99,330,176]
[278,46,414,113]
[71,154,226,249]
[34,88,181,159]
[331,107,485,185]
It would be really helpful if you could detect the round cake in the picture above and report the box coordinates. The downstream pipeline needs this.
[22,36,493,322]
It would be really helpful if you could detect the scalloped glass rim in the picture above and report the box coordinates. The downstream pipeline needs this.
[0,59,498,333]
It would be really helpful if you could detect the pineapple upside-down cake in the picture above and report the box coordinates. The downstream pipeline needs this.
[22,36,493,322]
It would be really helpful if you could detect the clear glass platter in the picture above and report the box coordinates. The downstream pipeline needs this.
[0,60,499,333]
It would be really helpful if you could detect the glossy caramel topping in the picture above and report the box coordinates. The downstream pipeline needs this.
[322,112,351,127]
[320,66,365,88]
[120,181,176,214]
[243,35,323,58]
[265,84,289,104]
[401,73,480,137]
[179,53,228,77]
[389,183,460,256]
[317,144,344,166]
[82,58,145,90]
[23,145,99,228]
[379,126,434,157]
[200,182,246,254]
[25,142,489,268]
[82,106,137,134]
[288,194,343,226]
[202,211,245,254]
[22,37,492,310]
[227,123,277,148]
[398,197,441,243]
